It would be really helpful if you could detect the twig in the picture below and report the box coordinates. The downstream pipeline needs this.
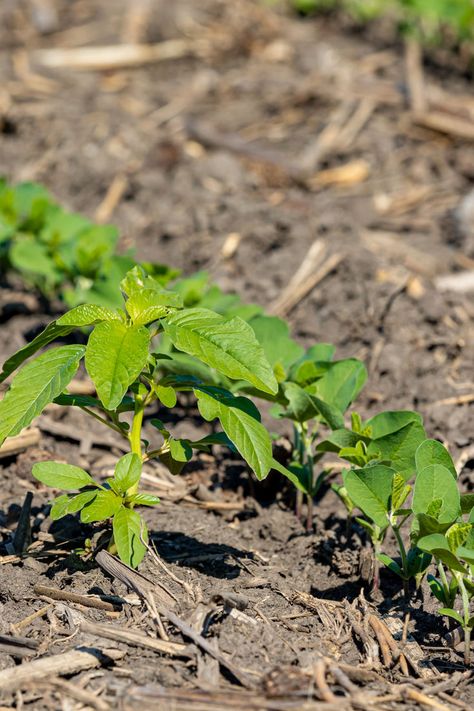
[95,174,128,223]
[431,394,474,407]
[34,584,121,612]
[0,647,118,693]
[0,428,40,459]
[79,619,187,656]
[405,38,427,115]
[313,659,337,703]
[0,634,39,658]
[33,40,203,71]
[25,677,110,711]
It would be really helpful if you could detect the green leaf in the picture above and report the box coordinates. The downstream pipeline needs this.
[248,315,304,370]
[127,493,160,507]
[283,382,318,422]
[417,534,467,573]
[190,432,235,450]
[80,490,122,523]
[377,553,403,577]
[51,490,98,520]
[460,494,474,516]
[163,308,278,395]
[196,389,272,480]
[367,419,426,480]
[113,507,148,567]
[343,464,394,529]
[446,522,472,553]
[412,465,460,524]
[311,396,345,430]
[364,410,423,439]
[270,458,307,493]
[315,359,367,412]
[32,460,94,490]
[85,321,150,409]
[415,439,457,479]
[126,288,182,325]
[57,304,121,327]
[392,473,411,512]
[10,236,60,281]
[153,384,177,408]
[457,546,474,565]
[438,608,464,626]
[114,453,142,493]
[169,438,193,463]
[316,428,370,454]
[0,345,85,445]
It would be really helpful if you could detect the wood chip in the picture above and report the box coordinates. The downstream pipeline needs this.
[0,428,40,459]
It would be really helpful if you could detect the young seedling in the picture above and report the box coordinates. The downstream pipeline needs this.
[0,180,176,308]
[0,266,281,567]
[318,412,428,591]
[409,439,474,663]
[226,314,368,531]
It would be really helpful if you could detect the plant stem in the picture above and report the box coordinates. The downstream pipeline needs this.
[306,494,314,533]
[438,563,450,603]
[128,395,145,495]
[373,538,381,593]
[457,575,471,665]
[392,525,409,596]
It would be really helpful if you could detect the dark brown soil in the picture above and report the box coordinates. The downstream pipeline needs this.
[0,1,473,709]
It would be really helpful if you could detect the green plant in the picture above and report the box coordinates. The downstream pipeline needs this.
[318,411,428,589]
[0,266,283,567]
[289,0,474,46]
[409,444,474,664]
[0,180,176,308]
[229,314,368,531]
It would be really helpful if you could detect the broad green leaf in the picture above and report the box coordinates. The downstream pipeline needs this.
[196,389,272,480]
[158,450,188,476]
[412,464,460,523]
[57,304,121,327]
[315,359,367,412]
[364,410,422,439]
[248,315,303,369]
[51,491,98,520]
[438,608,464,626]
[283,382,318,422]
[128,493,160,507]
[446,522,472,553]
[163,308,278,395]
[169,438,193,463]
[80,490,122,522]
[457,546,474,565]
[74,225,118,275]
[153,384,177,408]
[311,396,345,430]
[85,321,150,409]
[10,236,60,281]
[316,428,370,453]
[114,453,142,493]
[32,461,94,490]
[343,464,394,529]
[417,534,467,573]
[367,420,426,480]
[415,439,457,479]
[0,345,85,444]
[113,507,148,567]
[126,288,182,325]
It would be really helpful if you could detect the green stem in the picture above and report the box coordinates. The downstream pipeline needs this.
[393,525,408,580]
[438,563,451,604]
[457,575,471,665]
[128,396,145,495]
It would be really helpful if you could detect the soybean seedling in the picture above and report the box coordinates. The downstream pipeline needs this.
[0,266,281,567]
[0,179,176,308]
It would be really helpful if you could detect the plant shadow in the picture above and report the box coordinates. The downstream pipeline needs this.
[151,530,255,580]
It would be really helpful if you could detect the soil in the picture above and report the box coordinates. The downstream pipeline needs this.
[0,1,474,709]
